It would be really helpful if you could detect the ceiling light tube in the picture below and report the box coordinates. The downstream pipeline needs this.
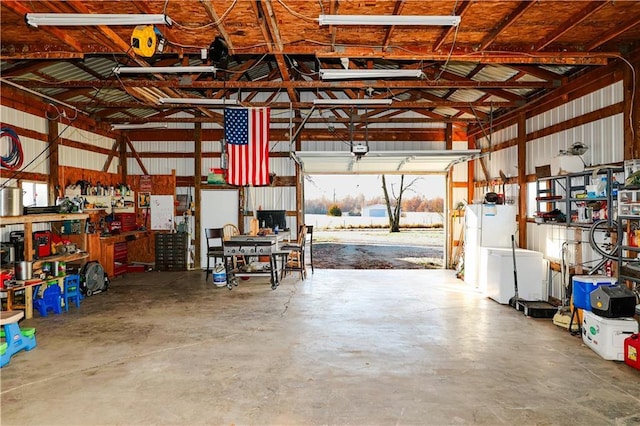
[313,99,392,105]
[319,14,460,27]
[158,97,239,105]
[114,66,217,74]
[111,123,168,130]
[320,69,424,80]
[25,13,172,28]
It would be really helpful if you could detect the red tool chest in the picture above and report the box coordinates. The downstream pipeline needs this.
[113,242,128,277]
[115,213,137,232]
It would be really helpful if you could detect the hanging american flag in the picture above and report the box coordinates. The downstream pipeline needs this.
[224,107,271,186]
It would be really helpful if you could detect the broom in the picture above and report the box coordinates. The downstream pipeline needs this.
[508,234,520,309]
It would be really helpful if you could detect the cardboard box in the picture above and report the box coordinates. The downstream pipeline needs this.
[535,165,551,178]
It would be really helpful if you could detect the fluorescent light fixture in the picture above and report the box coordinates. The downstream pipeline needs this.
[313,99,392,105]
[319,14,460,27]
[158,97,239,105]
[320,69,424,80]
[113,66,217,74]
[25,13,172,28]
[111,123,168,130]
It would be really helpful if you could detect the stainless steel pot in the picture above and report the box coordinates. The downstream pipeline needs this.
[1,187,23,216]
[14,261,33,281]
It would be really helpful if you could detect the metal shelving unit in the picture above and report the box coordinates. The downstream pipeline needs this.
[535,167,623,227]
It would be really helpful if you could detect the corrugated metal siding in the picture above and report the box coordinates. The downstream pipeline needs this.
[127,157,194,176]
[1,105,47,133]
[60,145,117,173]
[62,126,114,150]
[526,222,603,300]
[527,81,623,133]
[527,114,624,174]
[451,141,469,182]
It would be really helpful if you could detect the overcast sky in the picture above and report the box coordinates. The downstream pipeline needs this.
[304,174,446,201]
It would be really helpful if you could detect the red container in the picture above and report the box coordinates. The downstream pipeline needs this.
[115,213,137,232]
[625,334,640,370]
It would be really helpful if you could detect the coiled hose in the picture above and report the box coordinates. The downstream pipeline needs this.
[0,126,24,170]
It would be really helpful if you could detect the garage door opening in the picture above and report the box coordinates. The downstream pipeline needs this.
[304,174,446,270]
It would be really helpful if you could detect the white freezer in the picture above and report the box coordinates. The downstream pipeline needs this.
[464,204,517,287]
[478,247,546,304]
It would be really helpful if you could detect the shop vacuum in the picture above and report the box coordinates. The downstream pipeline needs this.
[508,235,556,318]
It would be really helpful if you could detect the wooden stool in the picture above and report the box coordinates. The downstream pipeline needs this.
[1,311,37,368]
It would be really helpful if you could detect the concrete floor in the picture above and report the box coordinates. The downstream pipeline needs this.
[1,269,639,425]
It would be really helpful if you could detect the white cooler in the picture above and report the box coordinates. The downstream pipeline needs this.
[479,247,545,304]
[582,310,638,361]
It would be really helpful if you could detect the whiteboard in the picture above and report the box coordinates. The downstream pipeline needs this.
[150,195,175,230]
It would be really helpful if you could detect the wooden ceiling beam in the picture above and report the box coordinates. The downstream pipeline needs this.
[73,100,517,109]
[2,1,85,54]
[432,1,473,52]
[109,115,479,124]
[314,50,610,65]
[17,79,554,90]
[477,1,536,51]
[585,15,640,51]
[534,1,610,51]
[382,0,407,52]
[199,0,235,51]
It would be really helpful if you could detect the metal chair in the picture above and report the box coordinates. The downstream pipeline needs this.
[205,228,225,280]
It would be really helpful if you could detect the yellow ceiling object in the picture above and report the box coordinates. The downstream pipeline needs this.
[131,25,164,57]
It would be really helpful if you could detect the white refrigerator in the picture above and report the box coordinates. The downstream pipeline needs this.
[464,204,517,288]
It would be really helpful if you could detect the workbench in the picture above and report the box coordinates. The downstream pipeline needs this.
[87,230,153,278]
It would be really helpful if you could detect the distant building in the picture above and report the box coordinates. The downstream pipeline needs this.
[362,203,390,217]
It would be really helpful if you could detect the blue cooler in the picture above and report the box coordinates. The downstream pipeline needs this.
[572,275,617,310]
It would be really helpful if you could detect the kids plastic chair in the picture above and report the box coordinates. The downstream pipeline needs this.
[63,274,81,311]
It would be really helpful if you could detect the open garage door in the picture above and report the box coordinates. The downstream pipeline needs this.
[292,150,481,174]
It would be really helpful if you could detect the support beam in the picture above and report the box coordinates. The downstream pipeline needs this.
[48,118,59,204]
[118,136,127,181]
[194,123,202,269]
[517,114,527,249]
[623,57,640,159]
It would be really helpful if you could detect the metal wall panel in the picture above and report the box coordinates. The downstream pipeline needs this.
[528,113,624,174]
[127,157,193,176]
[62,126,114,150]
[1,106,47,133]
[451,141,469,182]
[528,81,623,133]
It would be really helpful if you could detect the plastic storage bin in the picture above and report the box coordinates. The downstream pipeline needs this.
[582,310,638,361]
[572,275,617,310]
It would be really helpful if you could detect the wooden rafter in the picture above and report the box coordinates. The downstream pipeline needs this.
[477,1,537,51]
[432,1,473,52]
[533,1,610,51]
[381,0,407,52]
[585,15,640,51]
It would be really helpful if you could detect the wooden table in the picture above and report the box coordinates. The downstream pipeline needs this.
[3,277,65,319]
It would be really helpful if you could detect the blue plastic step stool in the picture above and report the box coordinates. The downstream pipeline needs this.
[33,285,63,317]
[1,311,37,368]
[63,274,81,311]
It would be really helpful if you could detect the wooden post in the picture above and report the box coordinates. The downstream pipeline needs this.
[119,136,127,182]
[467,135,476,204]
[294,131,304,229]
[194,123,202,269]
[517,113,527,248]
[48,119,59,204]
